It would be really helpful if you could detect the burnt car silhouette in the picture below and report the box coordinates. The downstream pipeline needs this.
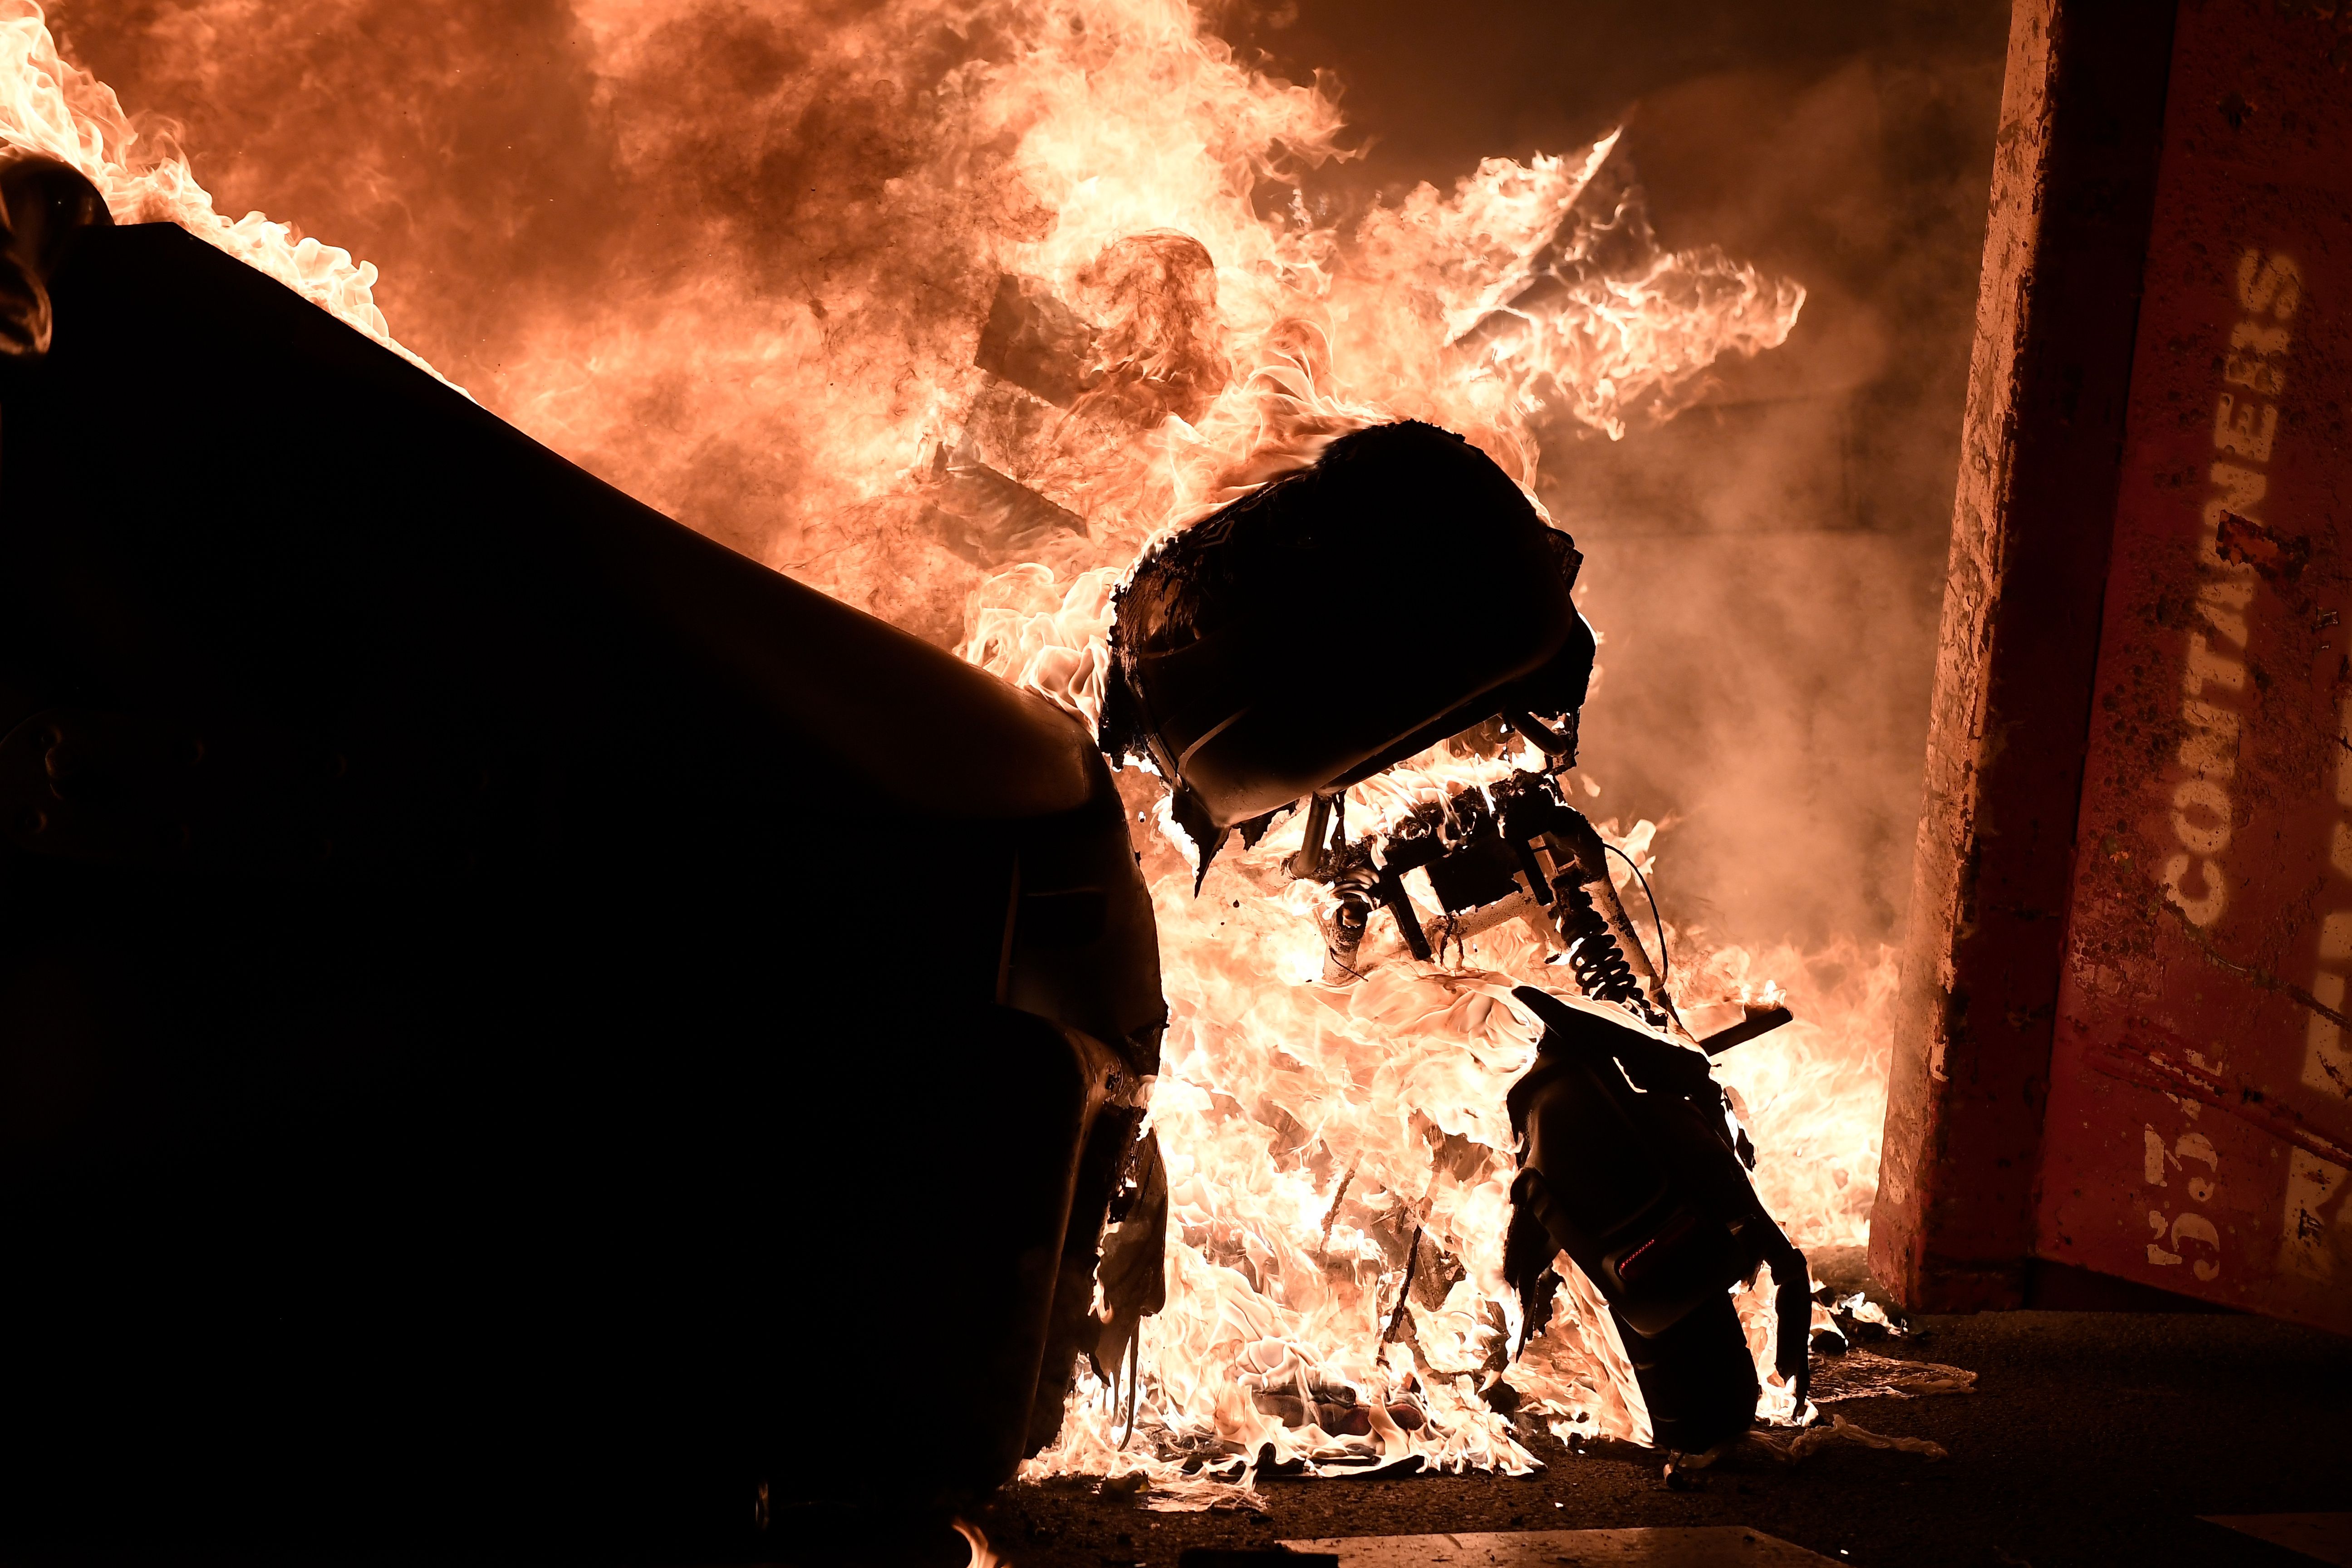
[0,158,1164,1548]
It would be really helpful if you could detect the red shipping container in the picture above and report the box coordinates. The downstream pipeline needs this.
[1873,0,2352,1331]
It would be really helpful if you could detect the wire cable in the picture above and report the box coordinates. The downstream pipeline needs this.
[1603,840,1669,987]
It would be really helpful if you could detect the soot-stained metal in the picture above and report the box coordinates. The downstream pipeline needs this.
[1507,989,1812,1454]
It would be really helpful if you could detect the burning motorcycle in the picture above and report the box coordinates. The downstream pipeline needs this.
[1101,417,1813,1456]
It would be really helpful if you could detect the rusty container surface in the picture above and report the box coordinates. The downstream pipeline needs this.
[2039,0,2352,1328]
[1875,0,2352,1331]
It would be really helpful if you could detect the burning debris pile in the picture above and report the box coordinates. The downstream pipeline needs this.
[1011,416,1831,1496]
[0,0,1904,1525]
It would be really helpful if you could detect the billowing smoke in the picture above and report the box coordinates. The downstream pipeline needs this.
[30,0,2008,1478]
[48,0,1816,642]
[51,0,2003,950]
[55,0,1138,631]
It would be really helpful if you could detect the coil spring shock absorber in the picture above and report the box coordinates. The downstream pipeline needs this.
[1323,857,1380,984]
[1552,875,1672,1031]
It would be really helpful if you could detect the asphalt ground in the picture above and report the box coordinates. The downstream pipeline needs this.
[972,1309,2352,1568]
[9,1304,2341,1567]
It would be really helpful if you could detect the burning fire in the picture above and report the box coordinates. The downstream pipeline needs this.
[4,0,1897,1507]
[0,2,437,374]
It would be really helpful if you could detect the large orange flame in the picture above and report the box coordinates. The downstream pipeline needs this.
[0,0,1899,1508]
[0,0,435,373]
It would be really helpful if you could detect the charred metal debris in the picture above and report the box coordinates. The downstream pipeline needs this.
[1096,417,1809,1455]
[922,232,1227,570]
